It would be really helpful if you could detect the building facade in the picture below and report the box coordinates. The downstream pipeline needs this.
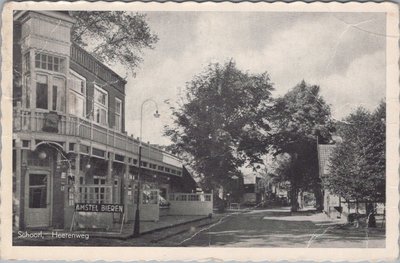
[12,11,200,230]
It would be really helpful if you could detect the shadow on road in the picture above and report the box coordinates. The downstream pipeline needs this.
[182,207,385,248]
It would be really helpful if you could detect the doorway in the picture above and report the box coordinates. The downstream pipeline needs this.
[25,171,51,227]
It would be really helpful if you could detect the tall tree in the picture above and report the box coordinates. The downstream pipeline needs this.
[323,102,385,203]
[270,81,333,211]
[70,11,158,75]
[165,61,274,191]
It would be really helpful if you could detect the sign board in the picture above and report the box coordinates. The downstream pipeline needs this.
[42,111,60,133]
[75,203,124,213]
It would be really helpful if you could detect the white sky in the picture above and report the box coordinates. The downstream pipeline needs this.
[114,12,386,146]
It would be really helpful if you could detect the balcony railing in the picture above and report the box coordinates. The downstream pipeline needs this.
[13,105,183,172]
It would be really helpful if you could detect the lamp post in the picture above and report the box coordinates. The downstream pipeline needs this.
[133,99,160,237]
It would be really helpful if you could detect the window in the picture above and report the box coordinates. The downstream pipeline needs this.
[69,92,85,117]
[142,190,158,204]
[68,187,74,206]
[52,77,65,112]
[24,75,31,108]
[68,71,86,117]
[29,174,47,208]
[115,98,122,131]
[35,53,64,72]
[94,85,108,126]
[36,75,48,109]
[24,52,30,72]
[93,176,106,204]
[69,71,86,95]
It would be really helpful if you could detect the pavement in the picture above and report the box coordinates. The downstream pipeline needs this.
[13,214,214,246]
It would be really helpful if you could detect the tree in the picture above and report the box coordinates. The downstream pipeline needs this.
[70,11,158,75]
[323,102,385,204]
[270,81,333,211]
[165,61,274,191]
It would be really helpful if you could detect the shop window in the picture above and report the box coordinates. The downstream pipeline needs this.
[28,174,47,208]
[68,187,74,206]
[142,190,158,204]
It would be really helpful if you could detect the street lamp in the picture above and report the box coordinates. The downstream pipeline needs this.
[133,98,160,237]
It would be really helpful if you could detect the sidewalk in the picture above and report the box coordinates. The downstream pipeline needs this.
[13,213,227,246]
[75,215,211,238]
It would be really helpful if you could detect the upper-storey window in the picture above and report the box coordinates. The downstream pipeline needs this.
[24,52,30,72]
[115,98,122,131]
[35,53,65,72]
[94,85,108,126]
[36,74,48,109]
[52,77,65,112]
[68,71,86,118]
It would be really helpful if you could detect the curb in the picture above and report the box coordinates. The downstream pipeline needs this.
[140,216,211,235]
[125,215,211,240]
[150,217,219,243]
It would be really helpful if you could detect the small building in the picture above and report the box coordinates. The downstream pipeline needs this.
[12,11,211,231]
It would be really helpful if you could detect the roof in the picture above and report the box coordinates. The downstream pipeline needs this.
[318,144,336,176]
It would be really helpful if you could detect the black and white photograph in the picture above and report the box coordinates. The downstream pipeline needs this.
[1,1,399,261]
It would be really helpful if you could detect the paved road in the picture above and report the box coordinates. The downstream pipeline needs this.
[12,207,385,247]
[180,207,385,248]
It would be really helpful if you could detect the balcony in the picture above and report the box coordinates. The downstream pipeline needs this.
[13,105,183,174]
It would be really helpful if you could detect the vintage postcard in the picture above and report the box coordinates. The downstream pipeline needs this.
[1,1,399,261]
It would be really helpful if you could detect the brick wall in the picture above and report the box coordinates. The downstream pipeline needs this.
[70,60,126,132]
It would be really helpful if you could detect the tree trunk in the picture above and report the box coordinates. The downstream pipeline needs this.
[290,187,299,212]
[313,187,324,212]
[298,191,304,210]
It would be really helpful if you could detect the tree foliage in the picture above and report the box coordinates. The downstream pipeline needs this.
[165,61,274,190]
[269,81,333,211]
[323,102,386,202]
[70,11,158,75]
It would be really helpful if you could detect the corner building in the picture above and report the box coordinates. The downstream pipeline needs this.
[12,11,199,230]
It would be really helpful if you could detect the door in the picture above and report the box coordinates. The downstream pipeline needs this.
[25,172,51,227]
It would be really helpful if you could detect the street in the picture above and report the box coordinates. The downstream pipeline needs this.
[180,207,385,248]
[13,207,385,248]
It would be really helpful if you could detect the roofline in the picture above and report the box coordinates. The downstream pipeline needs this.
[14,10,76,24]
[71,42,127,85]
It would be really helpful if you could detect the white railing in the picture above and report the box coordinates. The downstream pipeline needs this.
[169,193,212,202]
[168,192,213,216]
[13,105,182,173]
